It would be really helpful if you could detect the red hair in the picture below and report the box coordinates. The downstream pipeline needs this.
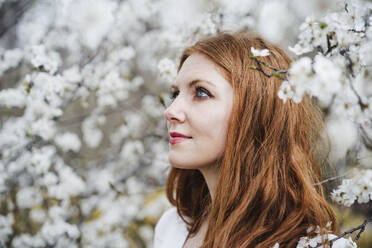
[166,33,336,247]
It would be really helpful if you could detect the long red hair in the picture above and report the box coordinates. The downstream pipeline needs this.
[166,33,336,247]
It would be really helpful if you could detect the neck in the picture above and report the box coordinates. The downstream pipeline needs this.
[198,163,220,203]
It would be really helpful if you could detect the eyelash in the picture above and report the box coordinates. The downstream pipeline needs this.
[170,86,211,101]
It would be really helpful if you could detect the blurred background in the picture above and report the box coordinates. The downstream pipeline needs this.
[0,0,371,247]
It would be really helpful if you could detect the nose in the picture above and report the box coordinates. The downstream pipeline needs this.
[164,98,186,123]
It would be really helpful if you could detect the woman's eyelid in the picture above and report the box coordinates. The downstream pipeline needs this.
[195,85,212,97]
[169,84,212,100]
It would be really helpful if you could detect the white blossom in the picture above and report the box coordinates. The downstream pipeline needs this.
[359,41,372,66]
[272,243,280,248]
[331,169,372,207]
[158,58,177,85]
[82,115,105,148]
[65,0,116,49]
[257,1,293,43]
[63,65,82,83]
[142,95,164,118]
[297,227,357,248]
[48,162,86,199]
[16,187,43,209]
[0,88,26,108]
[28,45,61,74]
[250,47,270,57]
[30,208,47,223]
[30,146,56,175]
[278,80,295,103]
[199,13,218,35]
[55,132,82,153]
[12,233,46,248]
[3,48,23,69]
[283,56,314,102]
[120,140,145,166]
[40,219,80,244]
[312,54,342,103]
[326,118,358,163]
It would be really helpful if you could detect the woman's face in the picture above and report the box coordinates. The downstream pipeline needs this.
[164,53,233,169]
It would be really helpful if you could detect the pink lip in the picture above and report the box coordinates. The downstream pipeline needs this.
[170,137,191,145]
[169,132,192,145]
[169,132,192,138]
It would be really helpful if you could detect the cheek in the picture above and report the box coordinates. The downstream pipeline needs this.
[199,110,230,148]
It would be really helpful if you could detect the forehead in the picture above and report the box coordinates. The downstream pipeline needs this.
[174,53,229,86]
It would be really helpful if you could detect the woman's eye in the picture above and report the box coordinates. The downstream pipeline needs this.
[195,87,211,98]
[170,90,179,101]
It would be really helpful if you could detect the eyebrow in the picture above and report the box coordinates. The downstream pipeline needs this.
[171,79,215,90]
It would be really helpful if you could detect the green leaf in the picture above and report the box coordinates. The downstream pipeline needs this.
[273,72,282,78]
[320,23,328,29]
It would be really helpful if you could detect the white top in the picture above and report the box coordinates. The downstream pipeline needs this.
[153,208,353,248]
[153,207,189,248]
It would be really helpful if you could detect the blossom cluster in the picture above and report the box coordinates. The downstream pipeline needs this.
[278,0,372,128]
[298,223,357,248]
[331,169,372,207]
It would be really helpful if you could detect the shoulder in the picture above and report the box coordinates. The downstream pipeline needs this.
[154,207,188,248]
[154,207,186,235]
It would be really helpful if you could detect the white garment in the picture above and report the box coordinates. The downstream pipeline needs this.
[153,208,354,248]
[153,207,189,248]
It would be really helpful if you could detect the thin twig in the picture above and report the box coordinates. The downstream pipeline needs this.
[314,217,372,247]
[332,217,372,244]
[249,56,288,81]
[313,173,348,186]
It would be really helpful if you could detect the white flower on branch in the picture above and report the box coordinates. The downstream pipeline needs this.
[158,58,177,85]
[199,13,218,35]
[55,132,82,153]
[258,1,293,44]
[326,118,358,163]
[48,161,85,199]
[82,115,105,148]
[297,224,357,248]
[2,48,23,71]
[359,41,372,66]
[250,47,270,57]
[28,118,57,141]
[28,45,61,74]
[97,70,129,108]
[284,56,314,103]
[331,169,372,207]
[65,0,116,50]
[30,146,56,175]
[63,66,82,84]
[120,140,144,166]
[0,88,26,108]
[40,219,80,245]
[12,233,46,248]
[312,54,342,103]
[272,243,280,248]
[29,208,46,223]
[16,187,43,209]
[278,80,295,103]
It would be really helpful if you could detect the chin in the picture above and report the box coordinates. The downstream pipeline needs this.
[169,155,198,170]
[169,161,199,170]
[168,156,215,170]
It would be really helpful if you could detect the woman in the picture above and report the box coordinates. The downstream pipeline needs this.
[154,32,336,248]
